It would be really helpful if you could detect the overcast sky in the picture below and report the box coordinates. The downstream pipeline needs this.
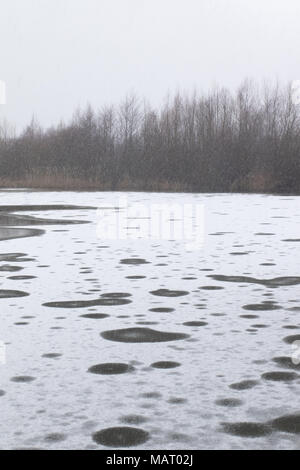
[0,0,299,130]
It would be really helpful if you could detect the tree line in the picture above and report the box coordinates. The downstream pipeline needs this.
[0,79,300,193]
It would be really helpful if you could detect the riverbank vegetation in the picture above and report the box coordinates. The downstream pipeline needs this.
[1,80,300,193]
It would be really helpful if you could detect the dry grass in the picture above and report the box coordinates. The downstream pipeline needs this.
[0,173,194,193]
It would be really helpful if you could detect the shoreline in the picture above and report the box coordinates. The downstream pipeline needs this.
[0,183,298,196]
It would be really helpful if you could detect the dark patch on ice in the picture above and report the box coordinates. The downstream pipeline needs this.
[0,227,45,241]
[270,414,300,434]
[140,392,161,399]
[150,289,189,297]
[222,422,272,438]
[215,398,243,407]
[149,307,175,313]
[44,433,67,443]
[119,415,148,425]
[126,276,146,279]
[243,303,280,311]
[151,361,181,369]
[240,314,259,319]
[0,204,95,212]
[0,212,89,226]
[199,286,224,290]
[80,313,109,319]
[283,334,300,345]
[101,293,132,298]
[0,290,29,298]
[168,397,186,404]
[272,356,300,370]
[120,259,150,265]
[43,297,131,308]
[229,380,259,390]
[208,274,300,288]
[261,371,298,382]
[42,353,62,359]
[88,363,133,375]
[101,327,189,343]
[0,265,23,272]
[92,427,149,447]
[183,321,208,327]
[11,376,36,383]
[8,275,37,280]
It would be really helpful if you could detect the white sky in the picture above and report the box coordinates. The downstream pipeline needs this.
[0,0,299,130]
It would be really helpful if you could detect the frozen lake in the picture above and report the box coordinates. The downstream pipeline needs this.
[0,190,300,449]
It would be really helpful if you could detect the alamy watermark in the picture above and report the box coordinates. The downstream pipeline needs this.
[96,196,205,250]
[0,80,6,105]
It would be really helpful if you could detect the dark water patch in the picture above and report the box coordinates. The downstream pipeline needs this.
[101,327,189,343]
[92,427,149,447]
[270,414,300,434]
[0,227,45,241]
[140,392,161,399]
[0,289,29,298]
[182,277,197,280]
[199,286,224,290]
[272,356,300,370]
[11,376,36,383]
[88,363,133,375]
[8,275,37,280]
[283,334,300,345]
[149,308,175,313]
[151,361,181,369]
[150,289,189,297]
[120,259,150,265]
[126,276,146,279]
[0,265,23,272]
[255,233,275,236]
[80,313,109,319]
[119,415,148,425]
[14,322,29,325]
[101,293,132,298]
[183,321,208,327]
[208,274,300,287]
[251,324,269,328]
[43,297,131,308]
[230,252,250,256]
[0,204,96,212]
[261,371,298,382]
[215,398,243,407]
[0,212,89,226]
[0,390,6,397]
[222,422,272,438]
[282,239,300,242]
[209,232,234,236]
[42,353,62,359]
[0,253,28,262]
[168,432,190,443]
[168,397,186,404]
[243,303,280,311]
[240,314,259,319]
[44,433,67,443]
[229,380,259,390]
